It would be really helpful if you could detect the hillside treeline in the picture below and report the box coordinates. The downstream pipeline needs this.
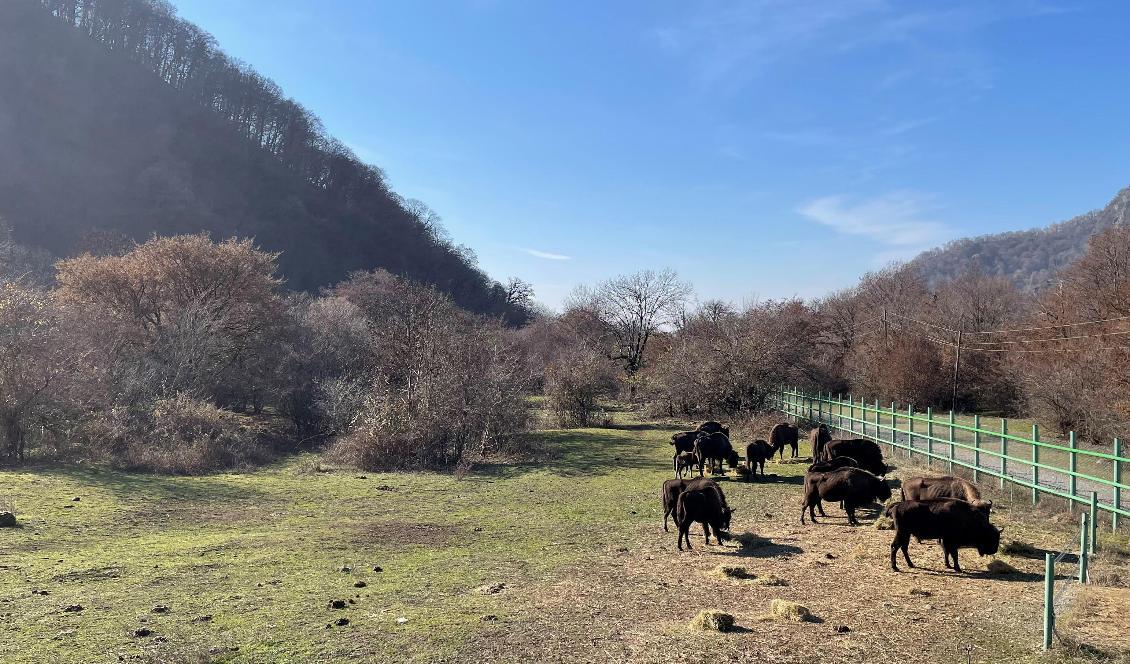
[0,234,532,472]
[910,186,1130,291]
[0,0,529,322]
[533,229,1130,446]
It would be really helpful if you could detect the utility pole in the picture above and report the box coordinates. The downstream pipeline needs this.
[951,318,964,411]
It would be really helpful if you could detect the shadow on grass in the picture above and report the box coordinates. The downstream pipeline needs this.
[898,566,1048,583]
[729,534,805,558]
[472,426,671,480]
[15,464,270,504]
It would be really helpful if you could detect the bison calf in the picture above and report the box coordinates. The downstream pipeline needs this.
[770,422,800,459]
[674,451,697,478]
[745,440,774,479]
[887,498,1002,572]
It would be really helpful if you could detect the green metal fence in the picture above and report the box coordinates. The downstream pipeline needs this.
[776,388,1128,531]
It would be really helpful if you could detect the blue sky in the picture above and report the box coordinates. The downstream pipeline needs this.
[173,0,1130,309]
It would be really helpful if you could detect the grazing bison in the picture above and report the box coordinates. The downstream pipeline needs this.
[693,432,740,476]
[807,456,858,473]
[800,467,891,526]
[770,422,800,459]
[821,438,888,476]
[887,499,1002,572]
[901,476,992,513]
[671,431,700,454]
[697,421,730,437]
[745,440,775,479]
[809,424,832,460]
[675,484,734,551]
[674,451,697,478]
[661,477,728,533]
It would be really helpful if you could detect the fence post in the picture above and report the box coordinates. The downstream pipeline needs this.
[1080,511,1090,584]
[926,407,934,467]
[874,398,880,442]
[848,395,854,436]
[817,396,823,428]
[907,404,915,460]
[861,398,868,438]
[948,410,956,473]
[890,402,897,450]
[1043,552,1055,651]
[1089,491,1098,554]
[1000,418,1009,490]
[1068,431,1078,512]
[973,414,981,484]
[1114,438,1122,532]
[1032,423,1041,506]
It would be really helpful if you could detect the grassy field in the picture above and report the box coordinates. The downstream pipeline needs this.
[1,413,1127,663]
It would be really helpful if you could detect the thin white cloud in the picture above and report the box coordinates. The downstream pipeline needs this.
[520,248,572,261]
[797,192,952,263]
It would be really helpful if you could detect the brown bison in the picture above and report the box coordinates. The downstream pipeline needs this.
[807,456,858,473]
[770,422,800,459]
[809,424,832,460]
[675,483,734,551]
[670,430,700,454]
[901,476,992,513]
[674,451,697,478]
[693,432,740,477]
[745,440,775,480]
[697,421,730,437]
[887,498,1002,572]
[821,438,888,476]
[661,477,722,532]
[800,467,891,526]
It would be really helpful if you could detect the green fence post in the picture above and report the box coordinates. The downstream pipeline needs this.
[817,396,823,429]
[1080,511,1089,584]
[907,404,915,461]
[1089,491,1098,554]
[973,414,981,484]
[848,394,854,436]
[926,407,934,467]
[1069,431,1078,512]
[1115,438,1123,532]
[1000,418,1009,490]
[1043,552,1054,651]
[1032,423,1041,505]
[874,398,881,442]
[890,402,897,449]
[861,398,868,438]
[948,410,956,473]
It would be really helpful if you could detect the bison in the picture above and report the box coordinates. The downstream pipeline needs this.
[662,477,729,533]
[807,456,858,473]
[745,440,774,480]
[887,498,1002,572]
[693,432,740,477]
[675,483,734,551]
[901,476,992,513]
[769,422,800,459]
[697,421,730,437]
[800,467,891,526]
[809,424,832,460]
[670,430,700,454]
[674,451,697,478]
[821,438,888,476]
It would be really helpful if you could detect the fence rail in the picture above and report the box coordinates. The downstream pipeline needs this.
[775,389,1128,531]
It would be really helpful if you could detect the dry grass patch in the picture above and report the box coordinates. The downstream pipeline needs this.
[689,609,735,632]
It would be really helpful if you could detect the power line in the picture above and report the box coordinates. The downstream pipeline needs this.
[962,328,1130,347]
[885,309,1130,337]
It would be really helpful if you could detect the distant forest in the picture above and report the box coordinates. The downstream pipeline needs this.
[910,186,1129,291]
[0,0,530,323]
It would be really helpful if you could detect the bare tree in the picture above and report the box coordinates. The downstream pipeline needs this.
[569,269,691,396]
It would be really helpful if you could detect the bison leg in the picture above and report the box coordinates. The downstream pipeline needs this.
[677,523,691,551]
[891,532,913,571]
[816,499,827,517]
[791,443,798,458]
[703,522,713,545]
[844,502,859,526]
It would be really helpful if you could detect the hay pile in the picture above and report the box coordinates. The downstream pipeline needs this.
[689,610,735,632]
[985,558,1019,575]
[1002,540,1038,556]
[770,599,814,622]
[873,515,894,530]
[736,533,771,549]
[712,565,756,580]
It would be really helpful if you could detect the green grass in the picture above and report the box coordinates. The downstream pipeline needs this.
[0,419,684,663]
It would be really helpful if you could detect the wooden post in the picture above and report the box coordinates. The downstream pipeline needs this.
[948,410,955,473]
[1115,438,1123,532]
[1069,431,1078,512]
[926,407,934,467]
[973,414,981,484]
[1033,423,1040,505]
[1000,418,1009,490]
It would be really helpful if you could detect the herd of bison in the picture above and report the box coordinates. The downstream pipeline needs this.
[663,421,1003,573]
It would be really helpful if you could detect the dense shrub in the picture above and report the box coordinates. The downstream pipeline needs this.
[544,349,617,428]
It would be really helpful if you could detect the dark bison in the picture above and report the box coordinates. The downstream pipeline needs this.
[821,438,888,475]
[901,476,992,513]
[887,499,1002,572]
[693,432,740,477]
[800,467,891,526]
[770,422,800,459]
[671,431,700,454]
[674,451,697,478]
[675,483,734,551]
[659,478,718,530]
[809,424,832,460]
[697,421,730,437]
[745,440,774,480]
[807,456,858,473]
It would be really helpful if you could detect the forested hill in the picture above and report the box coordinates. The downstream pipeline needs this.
[909,185,1130,291]
[0,0,528,322]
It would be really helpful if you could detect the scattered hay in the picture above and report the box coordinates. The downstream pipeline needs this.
[689,610,735,632]
[873,516,894,530]
[711,565,756,580]
[755,575,789,587]
[1001,540,1038,556]
[778,457,814,465]
[985,558,1019,575]
[907,587,931,597]
[769,599,814,622]
[736,533,771,549]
